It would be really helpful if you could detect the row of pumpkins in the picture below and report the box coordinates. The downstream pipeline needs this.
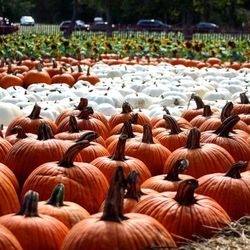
[0,91,250,249]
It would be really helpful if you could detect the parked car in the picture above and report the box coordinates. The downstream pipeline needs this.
[89,17,114,31]
[137,19,172,32]
[20,16,35,26]
[193,22,219,33]
[0,17,19,35]
[59,20,90,32]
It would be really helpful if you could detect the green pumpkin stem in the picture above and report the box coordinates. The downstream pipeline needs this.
[164,159,189,181]
[27,103,42,119]
[101,166,127,222]
[16,191,40,217]
[46,183,65,207]
[163,115,182,134]
[37,123,55,140]
[225,161,248,179]
[174,179,198,205]
[58,140,90,167]
[214,115,240,137]
[186,127,201,149]
[121,102,133,114]
[10,125,28,139]
[125,171,143,201]
[141,124,154,144]
[110,134,127,161]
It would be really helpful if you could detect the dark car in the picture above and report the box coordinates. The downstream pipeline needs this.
[137,19,172,32]
[0,17,19,35]
[193,22,219,33]
[89,17,115,31]
[59,20,90,32]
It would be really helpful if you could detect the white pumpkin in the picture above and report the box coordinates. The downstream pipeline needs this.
[0,102,23,126]
[124,92,153,109]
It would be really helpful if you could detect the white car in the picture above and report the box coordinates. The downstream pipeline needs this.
[20,16,35,26]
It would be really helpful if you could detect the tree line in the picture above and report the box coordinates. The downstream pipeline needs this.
[0,0,249,28]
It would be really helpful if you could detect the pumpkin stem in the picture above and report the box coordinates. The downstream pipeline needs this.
[58,140,90,167]
[125,171,143,201]
[27,103,42,119]
[52,58,57,68]
[16,190,40,217]
[46,183,65,207]
[68,115,81,133]
[110,134,127,161]
[74,98,89,111]
[163,115,182,134]
[10,125,28,139]
[141,124,154,144]
[119,121,136,138]
[239,92,250,104]
[86,66,91,76]
[37,123,55,140]
[186,128,201,149]
[202,105,213,117]
[121,102,133,114]
[164,159,189,181]
[77,106,94,120]
[129,113,139,124]
[174,179,198,205]
[101,166,127,222]
[76,131,99,142]
[36,62,43,72]
[163,106,171,115]
[188,94,205,110]
[214,115,240,137]
[220,102,233,122]
[225,161,248,179]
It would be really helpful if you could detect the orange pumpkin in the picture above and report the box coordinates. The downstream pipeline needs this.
[77,66,100,85]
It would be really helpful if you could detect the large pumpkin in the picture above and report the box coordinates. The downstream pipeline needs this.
[0,191,68,250]
[61,166,176,250]
[133,179,231,244]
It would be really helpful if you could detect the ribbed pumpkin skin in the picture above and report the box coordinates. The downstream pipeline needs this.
[61,213,176,250]
[0,225,23,250]
[90,156,151,184]
[0,172,20,216]
[21,162,109,214]
[132,192,231,243]
[4,138,76,187]
[38,201,90,229]
[0,214,68,250]
[196,171,250,220]
[0,137,12,163]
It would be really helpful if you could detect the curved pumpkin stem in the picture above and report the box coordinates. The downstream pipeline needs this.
[125,171,143,201]
[202,105,213,117]
[164,159,189,181]
[37,123,55,140]
[16,190,40,217]
[163,115,182,135]
[163,106,171,115]
[74,98,89,111]
[68,115,81,133]
[129,113,139,124]
[187,94,205,110]
[110,134,127,161]
[121,102,133,114]
[186,128,201,149]
[101,166,127,222]
[214,115,240,137]
[58,140,90,168]
[76,131,99,142]
[119,121,136,138]
[142,124,154,144]
[10,125,28,139]
[220,102,233,122]
[225,161,248,179]
[174,179,198,205]
[27,103,42,119]
[239,92,250,104]
[77,106,94,120]
[46,183,65,207]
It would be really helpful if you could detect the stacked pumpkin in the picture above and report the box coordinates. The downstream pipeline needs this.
[0,60,250,249]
